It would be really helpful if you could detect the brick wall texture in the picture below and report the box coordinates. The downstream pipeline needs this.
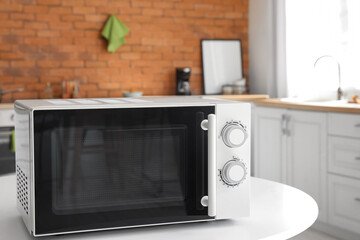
[0,0,248,102]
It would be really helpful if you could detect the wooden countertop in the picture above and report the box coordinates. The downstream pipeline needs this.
[254,98,360,114]
[144,94,269,101]
[211,94,269,101]
[0,103,14,109]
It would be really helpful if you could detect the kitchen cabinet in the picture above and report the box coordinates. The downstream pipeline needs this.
[327,113,360,235]
[286,110,327,222]
[253,107,327,222]
[328,136,360,179]
[328,174,360,235]
[253,102,360,239]
[328,112,360,179]
[253,107,286,182]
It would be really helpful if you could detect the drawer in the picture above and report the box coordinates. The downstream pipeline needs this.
[328,113,360,138]
[328,136,360,179]
[328,174,360,234]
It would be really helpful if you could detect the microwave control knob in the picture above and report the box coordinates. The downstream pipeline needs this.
[220,159,247,186]
[221,121,247,148]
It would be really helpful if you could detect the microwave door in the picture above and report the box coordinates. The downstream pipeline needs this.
[33,107,215,235]
[52,127,188,214]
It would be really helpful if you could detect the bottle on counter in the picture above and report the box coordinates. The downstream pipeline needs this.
[73,83,79,98]
[43,82,53,99]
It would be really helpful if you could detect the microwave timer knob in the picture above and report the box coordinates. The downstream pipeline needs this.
[220,159,247,186]
[221,121,247,148]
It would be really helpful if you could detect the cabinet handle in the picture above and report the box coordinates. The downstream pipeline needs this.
[355,157,360,161]
[355,124,360,127]
[281,114,287,135]
[285,115,291,136]
[355,198,360,202]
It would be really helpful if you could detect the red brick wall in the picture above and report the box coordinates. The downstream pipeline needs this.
[0,0,248,102]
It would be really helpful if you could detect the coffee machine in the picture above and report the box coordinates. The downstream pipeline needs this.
[176,67,191,95]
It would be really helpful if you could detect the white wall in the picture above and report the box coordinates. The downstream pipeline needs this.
[248,0,287,98]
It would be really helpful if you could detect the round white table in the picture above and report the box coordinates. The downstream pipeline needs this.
[0,174,318,240]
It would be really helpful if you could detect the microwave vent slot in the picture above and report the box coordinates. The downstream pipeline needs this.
[16,165,29,215]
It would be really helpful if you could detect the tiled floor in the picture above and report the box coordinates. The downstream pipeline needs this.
[290,228,340,240]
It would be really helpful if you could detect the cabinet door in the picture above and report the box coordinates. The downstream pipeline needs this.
[287,110,327,222]
[328,174,360,234]
[253,107,287,183]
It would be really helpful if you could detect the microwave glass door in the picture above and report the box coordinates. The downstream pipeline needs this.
[33,106,214,235]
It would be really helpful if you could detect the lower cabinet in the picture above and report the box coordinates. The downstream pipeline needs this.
[328,136,360,179]
[254,107,360,238]
[327,113,360,236]
[253,107,286,182]
[253,107,327,222]
[328,174,360,235]
[286,110,327,222]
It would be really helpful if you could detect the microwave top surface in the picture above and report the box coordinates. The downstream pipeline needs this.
[14,96,241,111]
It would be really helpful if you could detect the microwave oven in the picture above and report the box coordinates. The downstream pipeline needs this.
[14,96,250,237]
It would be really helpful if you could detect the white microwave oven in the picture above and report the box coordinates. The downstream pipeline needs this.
[14,96,250,237]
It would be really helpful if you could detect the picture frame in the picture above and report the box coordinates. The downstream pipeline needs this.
[201,39,243,95]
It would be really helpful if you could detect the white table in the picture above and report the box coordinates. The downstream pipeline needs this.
[0,175,318,240]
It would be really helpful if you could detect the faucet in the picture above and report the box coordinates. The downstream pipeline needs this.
[314,55,343,100]
[0,88,24,103]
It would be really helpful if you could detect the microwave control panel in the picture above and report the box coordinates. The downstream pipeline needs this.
[215,103,250,220]
[219,121,248,186]
[221,121,248,148]
[219,157,247,186]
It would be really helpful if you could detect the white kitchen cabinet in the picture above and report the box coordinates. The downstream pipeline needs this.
[327,112,360,236]
[253,107,286,182]
[328,174,360,235]
[286,110,327,222]
[254,107,360,238]
[328,112,360,138]
[328,112,360,179]
[253,107,327,222]
[328,136,360,178]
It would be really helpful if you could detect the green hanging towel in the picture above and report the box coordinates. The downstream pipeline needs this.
[11,130,15,152]
[101,15,130,53]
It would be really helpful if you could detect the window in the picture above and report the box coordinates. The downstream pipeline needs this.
[286,0,360,99]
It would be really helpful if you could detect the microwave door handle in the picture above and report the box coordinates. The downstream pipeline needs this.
[201,114,217,217]
[208,114,217,217]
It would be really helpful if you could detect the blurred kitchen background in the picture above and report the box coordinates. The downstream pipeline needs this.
[0,0,248,102]
[1,1,360,240]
